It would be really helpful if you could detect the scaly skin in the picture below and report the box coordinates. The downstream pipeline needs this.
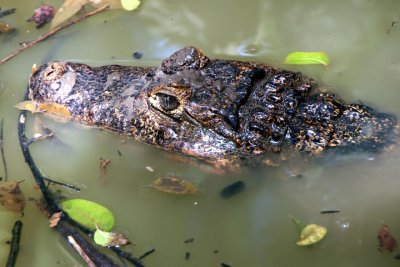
[28,47,398,165]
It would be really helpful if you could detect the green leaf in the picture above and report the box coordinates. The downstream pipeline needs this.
[94,227,129,247]
[120,0,140,11]
[61,199,115,231]
[284,52,330,66]
[296,224,327,246]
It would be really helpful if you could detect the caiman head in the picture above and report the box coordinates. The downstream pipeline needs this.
[28,46,398,163]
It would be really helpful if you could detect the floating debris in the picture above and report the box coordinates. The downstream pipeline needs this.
[99,157,111,185]
[320,210,340,214]
[133,51,143,59]
[151,175,198,195]
[27,4,55,29]
[220,180,245,198]
[378,224,397,252]
[0,21,14,34]
[138,248,156,260]
[185,252,190,260]
[0,181,25,212]
[184,237,194,243]
[145,166,154,172]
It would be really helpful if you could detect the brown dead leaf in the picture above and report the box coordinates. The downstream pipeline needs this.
[0,181,26,212]
[49,212,63,227]
[99,157,111,185]
[15,101,71,118]
[37,103,71,118]
[152,176,198,195]
[378,224,397,252]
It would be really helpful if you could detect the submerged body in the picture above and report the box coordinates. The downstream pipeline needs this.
[28,47,397,165]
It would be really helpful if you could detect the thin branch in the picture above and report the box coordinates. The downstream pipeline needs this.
[0,5,110,66]
[6,220,23,267]
[18,91,118,266]
[0,118,8,181]
[18,90,147,266]
[43,177,81,192]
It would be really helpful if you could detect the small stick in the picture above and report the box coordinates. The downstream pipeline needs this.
[43,177,81,192]
[0,8,16,19]
[68,235,97,267]
[0,5,110,66]
[6,220,23,267]
[0,119,8,181]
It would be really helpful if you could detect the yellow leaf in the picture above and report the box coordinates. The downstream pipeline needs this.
[51,0,90,29]
[38,103,71,118]
[120,0,140,11]
[296,224,327,246]
[152,176,198,195]
[0,181,25,212]
[14,101,37,113]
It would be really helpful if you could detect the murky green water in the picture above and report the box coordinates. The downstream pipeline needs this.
[1,0,400,266]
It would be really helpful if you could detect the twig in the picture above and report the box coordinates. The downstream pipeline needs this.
[0,8,16,19]
[0,119,8,181]
[0,5,110,66]
[6,220,23,267]
[43,177,81,192]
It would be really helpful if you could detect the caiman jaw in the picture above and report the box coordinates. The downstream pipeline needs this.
[28,47,398,163]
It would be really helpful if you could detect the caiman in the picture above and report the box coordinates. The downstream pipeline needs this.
[28,46,398,166]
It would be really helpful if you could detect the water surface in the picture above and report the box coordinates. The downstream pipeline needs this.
[1,0,400,266]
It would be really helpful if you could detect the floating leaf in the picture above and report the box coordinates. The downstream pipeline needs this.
[120,0,140,11]
[37,103,71,118]
[284,52,330,66]
[14,101,37,113]
[94,226,129,247]
[49,212,63,228]
[152,176,198,195]
[378,224,397,252]
[0,181,25,212]
[61,199,115,231]
[296,224,327,246]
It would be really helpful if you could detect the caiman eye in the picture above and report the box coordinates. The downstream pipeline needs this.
[156,93,180,111]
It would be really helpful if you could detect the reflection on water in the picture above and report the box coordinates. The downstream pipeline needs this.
[1,0,400,266]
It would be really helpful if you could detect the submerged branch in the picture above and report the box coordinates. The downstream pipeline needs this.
[0,118,8,180]
[17,90,146,266]
[0,5,110,66]
[6,220,23,267]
